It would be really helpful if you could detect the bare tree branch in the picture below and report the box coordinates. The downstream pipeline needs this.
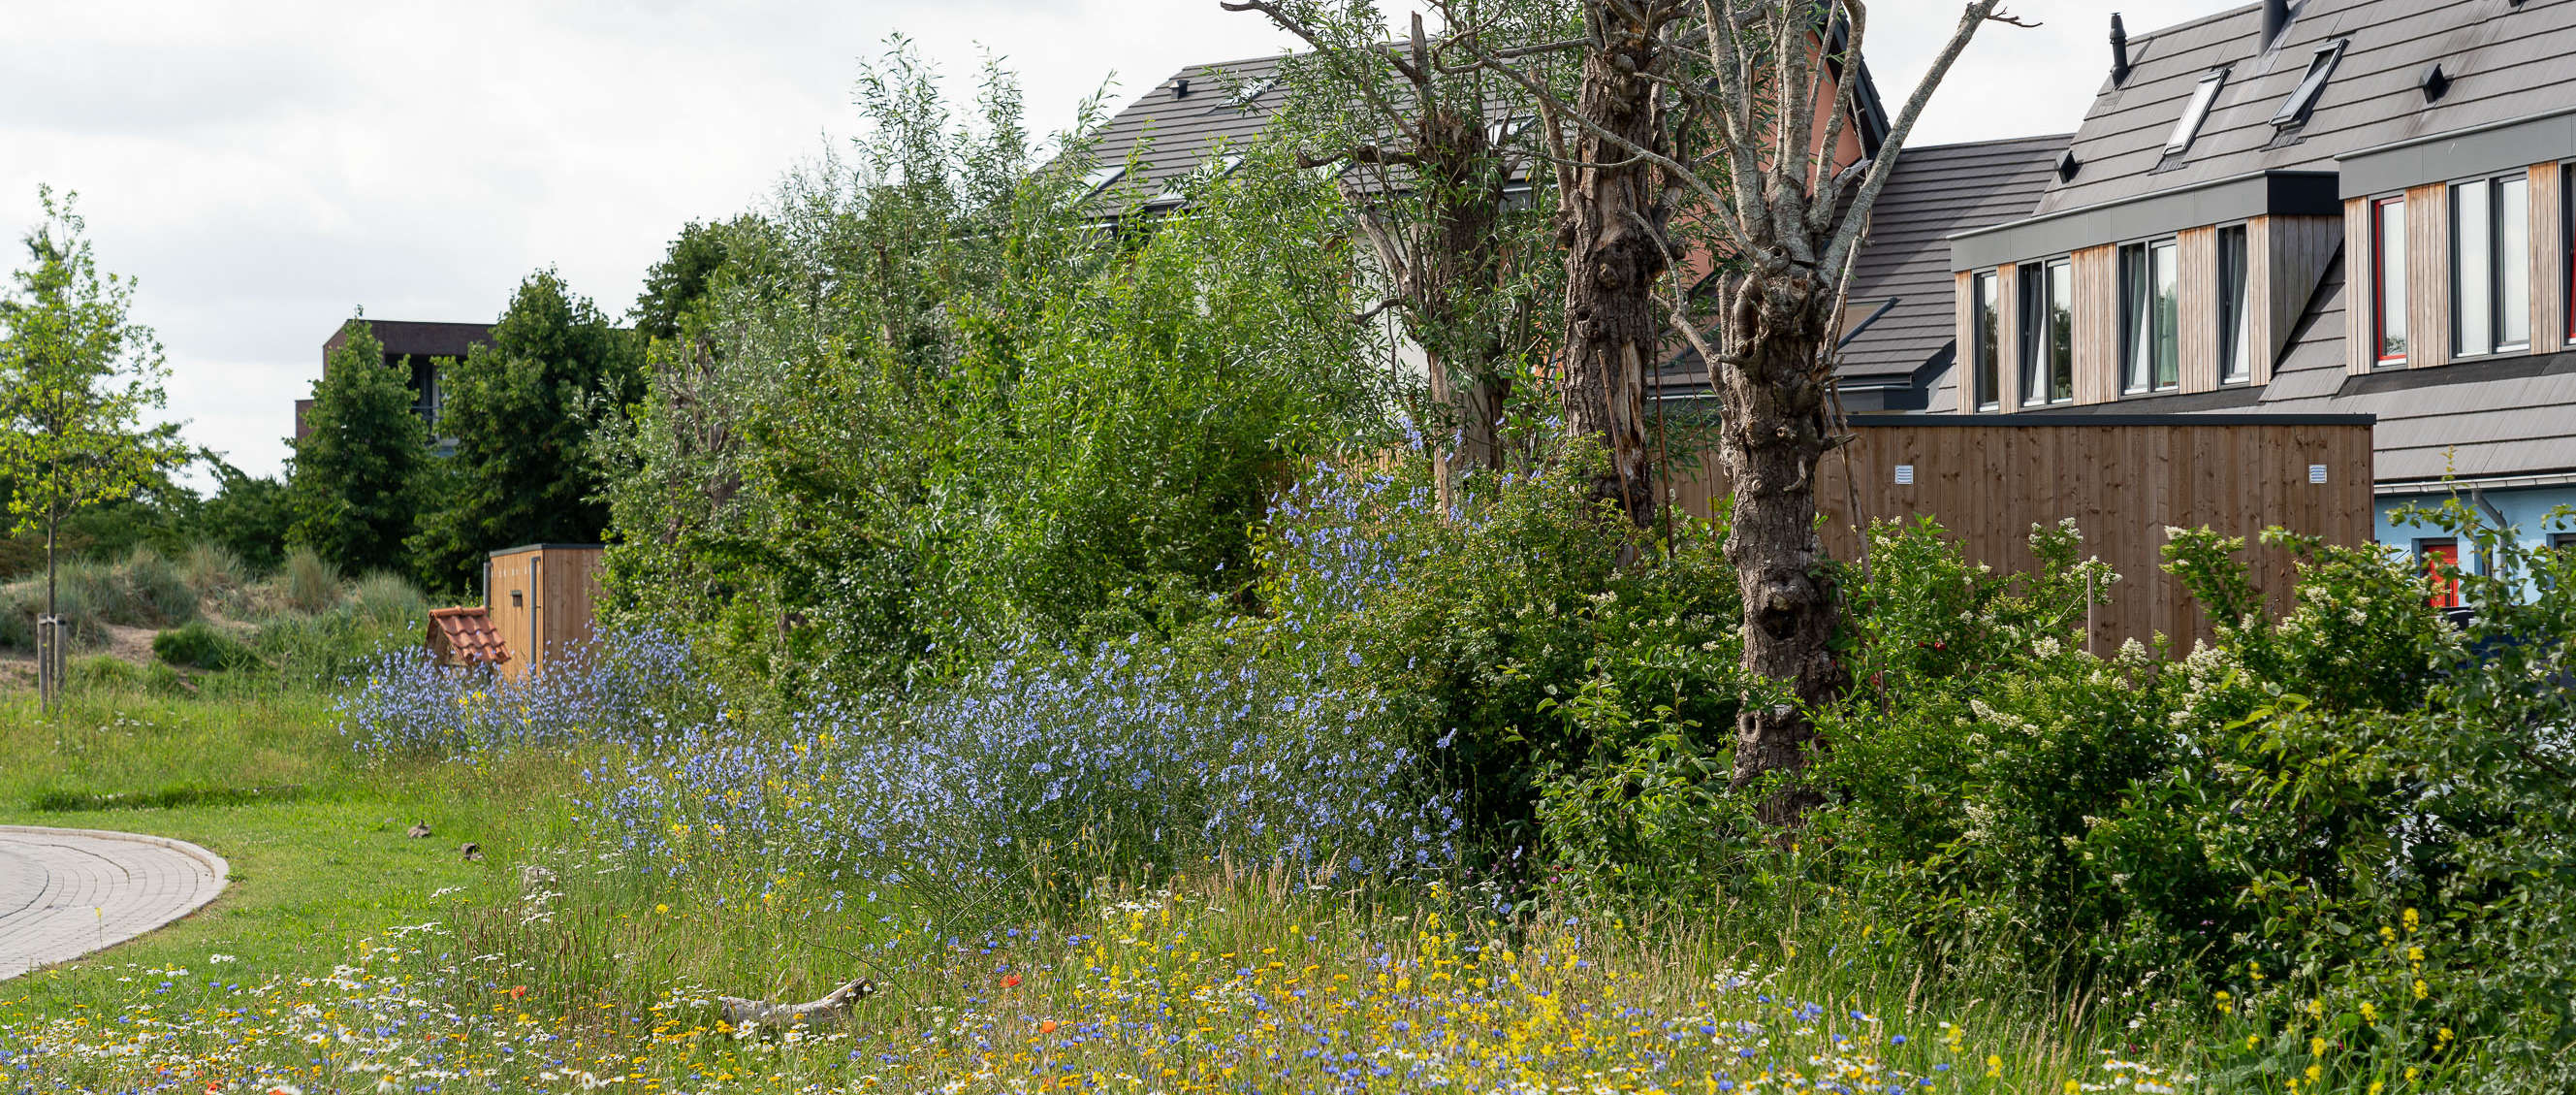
[1821,0,2014,276]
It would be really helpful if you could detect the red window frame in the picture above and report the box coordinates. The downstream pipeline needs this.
[2420,538,2462,609]
[2373,196,2407,367]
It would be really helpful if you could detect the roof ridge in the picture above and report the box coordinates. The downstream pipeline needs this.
[1903,134,2077,152]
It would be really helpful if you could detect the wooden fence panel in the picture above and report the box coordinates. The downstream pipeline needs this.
[1671,415,2375,649]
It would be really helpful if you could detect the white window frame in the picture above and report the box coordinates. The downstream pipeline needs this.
[2216,222,2255,384]
[2118,238,2181,393]
[2450,172,2530,359]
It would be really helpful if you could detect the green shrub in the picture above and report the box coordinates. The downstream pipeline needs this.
[67,654,139,692]
[282,546,341,614]
[153,620,263,671]
[1253,450,1746,882]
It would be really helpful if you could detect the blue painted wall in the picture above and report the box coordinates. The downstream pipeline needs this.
[2373,485,2576,579]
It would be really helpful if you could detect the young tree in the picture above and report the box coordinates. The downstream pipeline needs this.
[0,188,185,673]
[1224,0,1562,507]
[1448,0,2022,816]
[290,317,430,575]
[410,270,642,593]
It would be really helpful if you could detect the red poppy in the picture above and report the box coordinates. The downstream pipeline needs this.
[1001,974,1022,988]
[1038,1019,1059,1034]
[507,984,528,1000]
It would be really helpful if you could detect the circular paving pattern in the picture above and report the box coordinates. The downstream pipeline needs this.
[0,825,228,981]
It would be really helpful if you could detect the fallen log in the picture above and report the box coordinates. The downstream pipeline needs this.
[718,978,875,1033]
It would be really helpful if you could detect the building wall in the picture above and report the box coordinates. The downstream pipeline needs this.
[2373,485,2576,575]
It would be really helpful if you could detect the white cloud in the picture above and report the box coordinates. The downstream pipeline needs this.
[2,0,2226,487]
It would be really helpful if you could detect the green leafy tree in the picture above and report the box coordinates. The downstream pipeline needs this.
[596,43,1391,693]
[631,218,745,342]
[410,270,642,593]
[0,186,186,635]
[193,456,295,571]
[289,317,429,574]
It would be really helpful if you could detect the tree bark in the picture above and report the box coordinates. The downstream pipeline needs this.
[1712,272,1847,821]
[1555,17,1668,529]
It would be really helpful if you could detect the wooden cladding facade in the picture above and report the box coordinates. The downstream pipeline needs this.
[2347,164,2566,375]
[482,544,606,680]
[1668,416,2375,650]
[1966,216,2327,411]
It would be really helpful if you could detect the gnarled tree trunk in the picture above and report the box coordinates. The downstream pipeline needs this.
[1555,27,1669,529]
[1711,273,1847,820]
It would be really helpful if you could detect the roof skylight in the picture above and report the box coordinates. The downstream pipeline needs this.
[1229,76,1280,110]
[1079,166,1126,195]
[2164,68,2229,155]
[2271,41,2346,128]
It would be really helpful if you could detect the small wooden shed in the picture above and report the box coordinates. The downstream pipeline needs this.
[482,543,605,679]
[1670,413,2376,650]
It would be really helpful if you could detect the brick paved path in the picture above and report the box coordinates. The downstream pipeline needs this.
[0,826,228,981]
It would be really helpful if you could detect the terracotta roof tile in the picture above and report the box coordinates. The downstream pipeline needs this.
[427,606,513,667]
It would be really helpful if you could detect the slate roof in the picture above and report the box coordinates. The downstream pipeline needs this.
[1078,54,1291,210]
[324,320,494,361]
[1652,135,2069,406]
[426,606,512,668]
[2254,258,2576,483]
[2039,0,2576,216]
[1836,135,2070,386]
[1083,44,1935,403]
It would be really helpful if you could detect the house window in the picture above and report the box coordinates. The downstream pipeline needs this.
[2553,531,2576,551]
[2565,164,2576,341]
[2046,259,2075,403]
[2419,537,2463,609]
[2165,70,2227,156]
[2373,197,2407,366]
[2119,239,2179,392]
[2017,260,2073,405]
[1972,271,2000,409]
[2217,224,2253,382]
[2452,174,2530,357]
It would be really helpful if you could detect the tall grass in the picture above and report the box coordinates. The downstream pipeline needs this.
[178,542,247,602]
[282,546,340,614]
[350,569,428,624]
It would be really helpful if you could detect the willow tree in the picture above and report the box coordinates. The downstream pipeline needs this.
[1449,0,2023,815]
[1224,0,1563,507]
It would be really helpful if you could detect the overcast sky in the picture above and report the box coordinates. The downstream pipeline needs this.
[3,0,2216,486]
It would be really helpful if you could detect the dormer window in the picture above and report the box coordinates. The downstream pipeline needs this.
[2272,41,2347,129]
[1078,166,1125,197]
[2165,69,2229,155]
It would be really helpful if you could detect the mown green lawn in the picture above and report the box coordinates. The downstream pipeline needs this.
[0,688,577,996]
